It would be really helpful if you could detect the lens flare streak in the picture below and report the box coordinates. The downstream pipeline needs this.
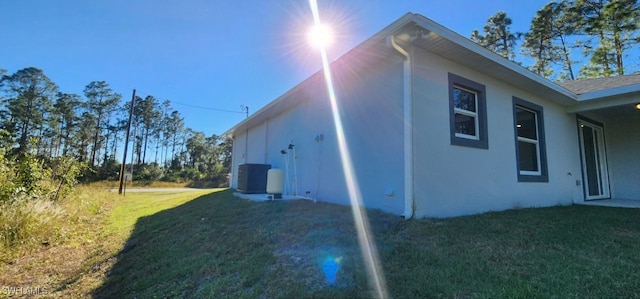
[308,1,388,297]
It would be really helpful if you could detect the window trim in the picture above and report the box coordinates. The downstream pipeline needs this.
[448,73,488,149]
[512,97,548,182]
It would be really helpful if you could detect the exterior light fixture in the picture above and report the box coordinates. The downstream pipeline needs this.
[636,103,640,110]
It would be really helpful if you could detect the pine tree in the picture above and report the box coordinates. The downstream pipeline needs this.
[1,67,58,154]
[574,0,640,77]
[471,11,520,60]
[84,81,121,166]
[523,1,581,79]
[52,92,82,156]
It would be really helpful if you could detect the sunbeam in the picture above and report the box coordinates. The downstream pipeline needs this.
[308,1,389,297]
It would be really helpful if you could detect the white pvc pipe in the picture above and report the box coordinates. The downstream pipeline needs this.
[292,142,298,196]
[387,35,414,220]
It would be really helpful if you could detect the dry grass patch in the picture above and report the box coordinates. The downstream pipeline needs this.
[0,187,118,298]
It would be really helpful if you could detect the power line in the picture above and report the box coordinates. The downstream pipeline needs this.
[135,90,246,114]
[169,100,246,114]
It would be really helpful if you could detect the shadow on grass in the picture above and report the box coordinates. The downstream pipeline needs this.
[92,189,382,298]
[93,190,640,298]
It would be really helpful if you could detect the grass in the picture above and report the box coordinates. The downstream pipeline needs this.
[0,186,118,298]
[84,180,225,189]
[83,180,194,189]
[2,189,640,298]
[94,190,640,298]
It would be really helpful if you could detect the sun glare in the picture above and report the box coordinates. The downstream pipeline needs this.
[308,23,333,49]
[308,0,388,297]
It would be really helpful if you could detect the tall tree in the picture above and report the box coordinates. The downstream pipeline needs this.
[185,130,207,169]
[165,110,184,164]
[52,92,82,156]
[159,100,173,167]
[574,0,640,77]
[218,136,233,171]
[84,81,121,166]
[523,1,581,80]
[603,0,640,75]
[1,67,57,154]
[137,95,161,164]
[74,111,95,162]
[523,6,557,78]
[471,11,520,60]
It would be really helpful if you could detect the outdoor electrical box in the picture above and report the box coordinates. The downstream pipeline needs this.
[237,163,271,194]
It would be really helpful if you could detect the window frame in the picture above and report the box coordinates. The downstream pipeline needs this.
[448,73,488,149]
[512,97,548,182]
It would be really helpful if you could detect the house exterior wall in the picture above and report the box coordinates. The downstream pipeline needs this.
[605,116,640,200]
[227,15,640,219]
[230,49,406,215]
[230,130,246,188]
[411,47,583,218]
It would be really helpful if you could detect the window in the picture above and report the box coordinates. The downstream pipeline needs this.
[448,73,488,149]
[513,97,548,182]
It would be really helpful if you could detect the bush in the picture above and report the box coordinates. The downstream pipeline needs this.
[47,156,87,201]
[134,163,163,182]
[0,148,86,256]
[0,152,85,203]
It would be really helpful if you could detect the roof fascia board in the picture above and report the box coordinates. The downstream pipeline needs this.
[566,91,640,113]
[576,83,640,101]
[409,14,578,102]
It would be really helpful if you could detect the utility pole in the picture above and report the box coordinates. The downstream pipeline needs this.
[241,104,249,118]
[118,89,136,195]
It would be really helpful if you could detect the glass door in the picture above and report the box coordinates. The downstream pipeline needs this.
[578,119,610,200]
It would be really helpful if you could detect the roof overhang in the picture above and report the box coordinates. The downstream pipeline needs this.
[405,14,577,106]
[226,13,639,137]
[565,84,640,118]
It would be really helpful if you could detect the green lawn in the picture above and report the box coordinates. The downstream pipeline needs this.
[92,189,640,298]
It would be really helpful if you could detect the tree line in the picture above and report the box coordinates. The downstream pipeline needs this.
[470,0,639,80]
[0,67,231,185]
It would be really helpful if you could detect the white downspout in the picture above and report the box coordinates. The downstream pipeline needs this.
[387,35,414,220]
[228,134,236,188]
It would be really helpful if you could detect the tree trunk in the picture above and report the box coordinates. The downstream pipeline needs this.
[142,127,149,164]
[559,36,575,80]
[91,112,103,167]
[613,30,624,75]
[155,139,160,164]
[104,130,110,164]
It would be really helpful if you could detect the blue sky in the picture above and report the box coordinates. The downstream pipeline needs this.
[2,0,559,136]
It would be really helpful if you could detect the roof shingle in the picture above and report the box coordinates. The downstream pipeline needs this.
[558,73,640,95]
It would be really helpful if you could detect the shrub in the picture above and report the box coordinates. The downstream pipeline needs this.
[0,148,86,257]
[134,164,164,182]
[47,156,87,201]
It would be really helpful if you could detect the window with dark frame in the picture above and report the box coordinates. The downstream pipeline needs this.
[448,73,488,149]
[513,97,548,182]
[453,86,478,138]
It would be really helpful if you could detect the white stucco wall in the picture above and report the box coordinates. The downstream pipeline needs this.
[232,43,635,218]
[411,47,583,218]
[230,47,406,215]
[605,116,640,200]
[230,130,246,188]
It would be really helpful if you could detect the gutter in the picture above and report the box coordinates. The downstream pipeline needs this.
[387,35,414,220]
